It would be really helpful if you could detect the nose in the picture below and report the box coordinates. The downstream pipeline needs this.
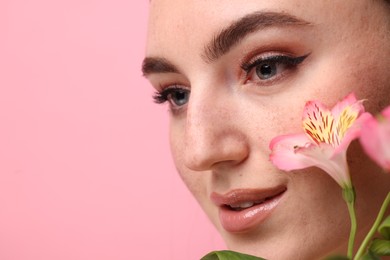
[183,83,249,171]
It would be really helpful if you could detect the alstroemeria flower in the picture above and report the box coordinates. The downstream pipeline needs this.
[359,106,390,172]
[270,93,370,188]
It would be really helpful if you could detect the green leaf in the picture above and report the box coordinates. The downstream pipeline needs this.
[370,239,390,256]
[378,215,390,240]
[359,250,381,260]
[201,250,265,260]
[323,255,350,260]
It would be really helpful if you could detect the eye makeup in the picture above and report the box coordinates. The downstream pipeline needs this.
[238,51,311,87]
[241,54,309,74]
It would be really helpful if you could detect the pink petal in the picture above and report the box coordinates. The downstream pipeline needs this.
[269,134,315,170]
[322,95,364,153]
[270,134,351,186]
[302,100,331,124]
[302,100,334,145]
[382,106,390,118]
[331,92,364,118]
[269,92,367,187]
[334,112,372,154]
[360,109,390,171]
[299,145,350,186]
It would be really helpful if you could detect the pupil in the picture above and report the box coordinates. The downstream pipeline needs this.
[256,63,277,79]
[172,90,188,106]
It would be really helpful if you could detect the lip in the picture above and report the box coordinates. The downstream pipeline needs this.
[210,186,287,233]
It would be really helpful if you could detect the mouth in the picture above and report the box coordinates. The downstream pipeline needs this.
[211,186,287,233]
[225,193,282,211]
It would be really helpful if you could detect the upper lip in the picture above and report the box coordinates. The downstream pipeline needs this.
[210,186,287,207]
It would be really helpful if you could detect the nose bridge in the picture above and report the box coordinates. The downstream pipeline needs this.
[184,81,248,171]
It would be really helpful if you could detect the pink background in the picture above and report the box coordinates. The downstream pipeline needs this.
[0,1,225,259]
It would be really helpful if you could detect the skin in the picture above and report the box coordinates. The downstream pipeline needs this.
[144,0,390,259]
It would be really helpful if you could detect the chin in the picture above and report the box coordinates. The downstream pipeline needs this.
[220,225,351,260]
[226,242,346,260]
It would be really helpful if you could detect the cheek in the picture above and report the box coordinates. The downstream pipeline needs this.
[169,124,189,184]
[353,61,390,113]
[323,43,390,113]
[169,123,208,201]
[342,34,390,112]
[301,51,390,113]
[169,131,218,224]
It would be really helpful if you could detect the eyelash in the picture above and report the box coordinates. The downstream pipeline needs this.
[153,86,175,104]
[241,53,309,84]
[153,85,190,104]
[241,54,307,72]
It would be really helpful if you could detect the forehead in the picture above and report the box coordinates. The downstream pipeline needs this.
[145,0,370,61]
[146,0,235,59]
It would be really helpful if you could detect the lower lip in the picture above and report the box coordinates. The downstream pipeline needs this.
[218,193,284,233]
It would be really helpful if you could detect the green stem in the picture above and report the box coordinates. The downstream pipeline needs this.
[354,192,390,260]
[347,201,357,259]
[343,187,357,259]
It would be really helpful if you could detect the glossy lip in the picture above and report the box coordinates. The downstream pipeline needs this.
[210,186,287,233]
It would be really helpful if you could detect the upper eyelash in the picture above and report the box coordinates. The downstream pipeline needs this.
[153,85,187,104]
[153,91,167,104]
[241,54,310,74]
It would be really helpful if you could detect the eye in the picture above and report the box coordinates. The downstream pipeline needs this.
[255,62,278,80]
[169,88,190,107]
[241,54,309,84]
[153,85,190,108]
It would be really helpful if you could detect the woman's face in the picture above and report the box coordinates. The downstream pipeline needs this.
[144,0,390,259]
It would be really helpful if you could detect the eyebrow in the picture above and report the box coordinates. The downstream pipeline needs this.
[142,57,179,76]
[203,11,312,62]
[141,11,312,76]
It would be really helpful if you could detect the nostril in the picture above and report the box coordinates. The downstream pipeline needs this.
[184,151,215,171]
[183,93,250,172]
[183,136,250,172]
